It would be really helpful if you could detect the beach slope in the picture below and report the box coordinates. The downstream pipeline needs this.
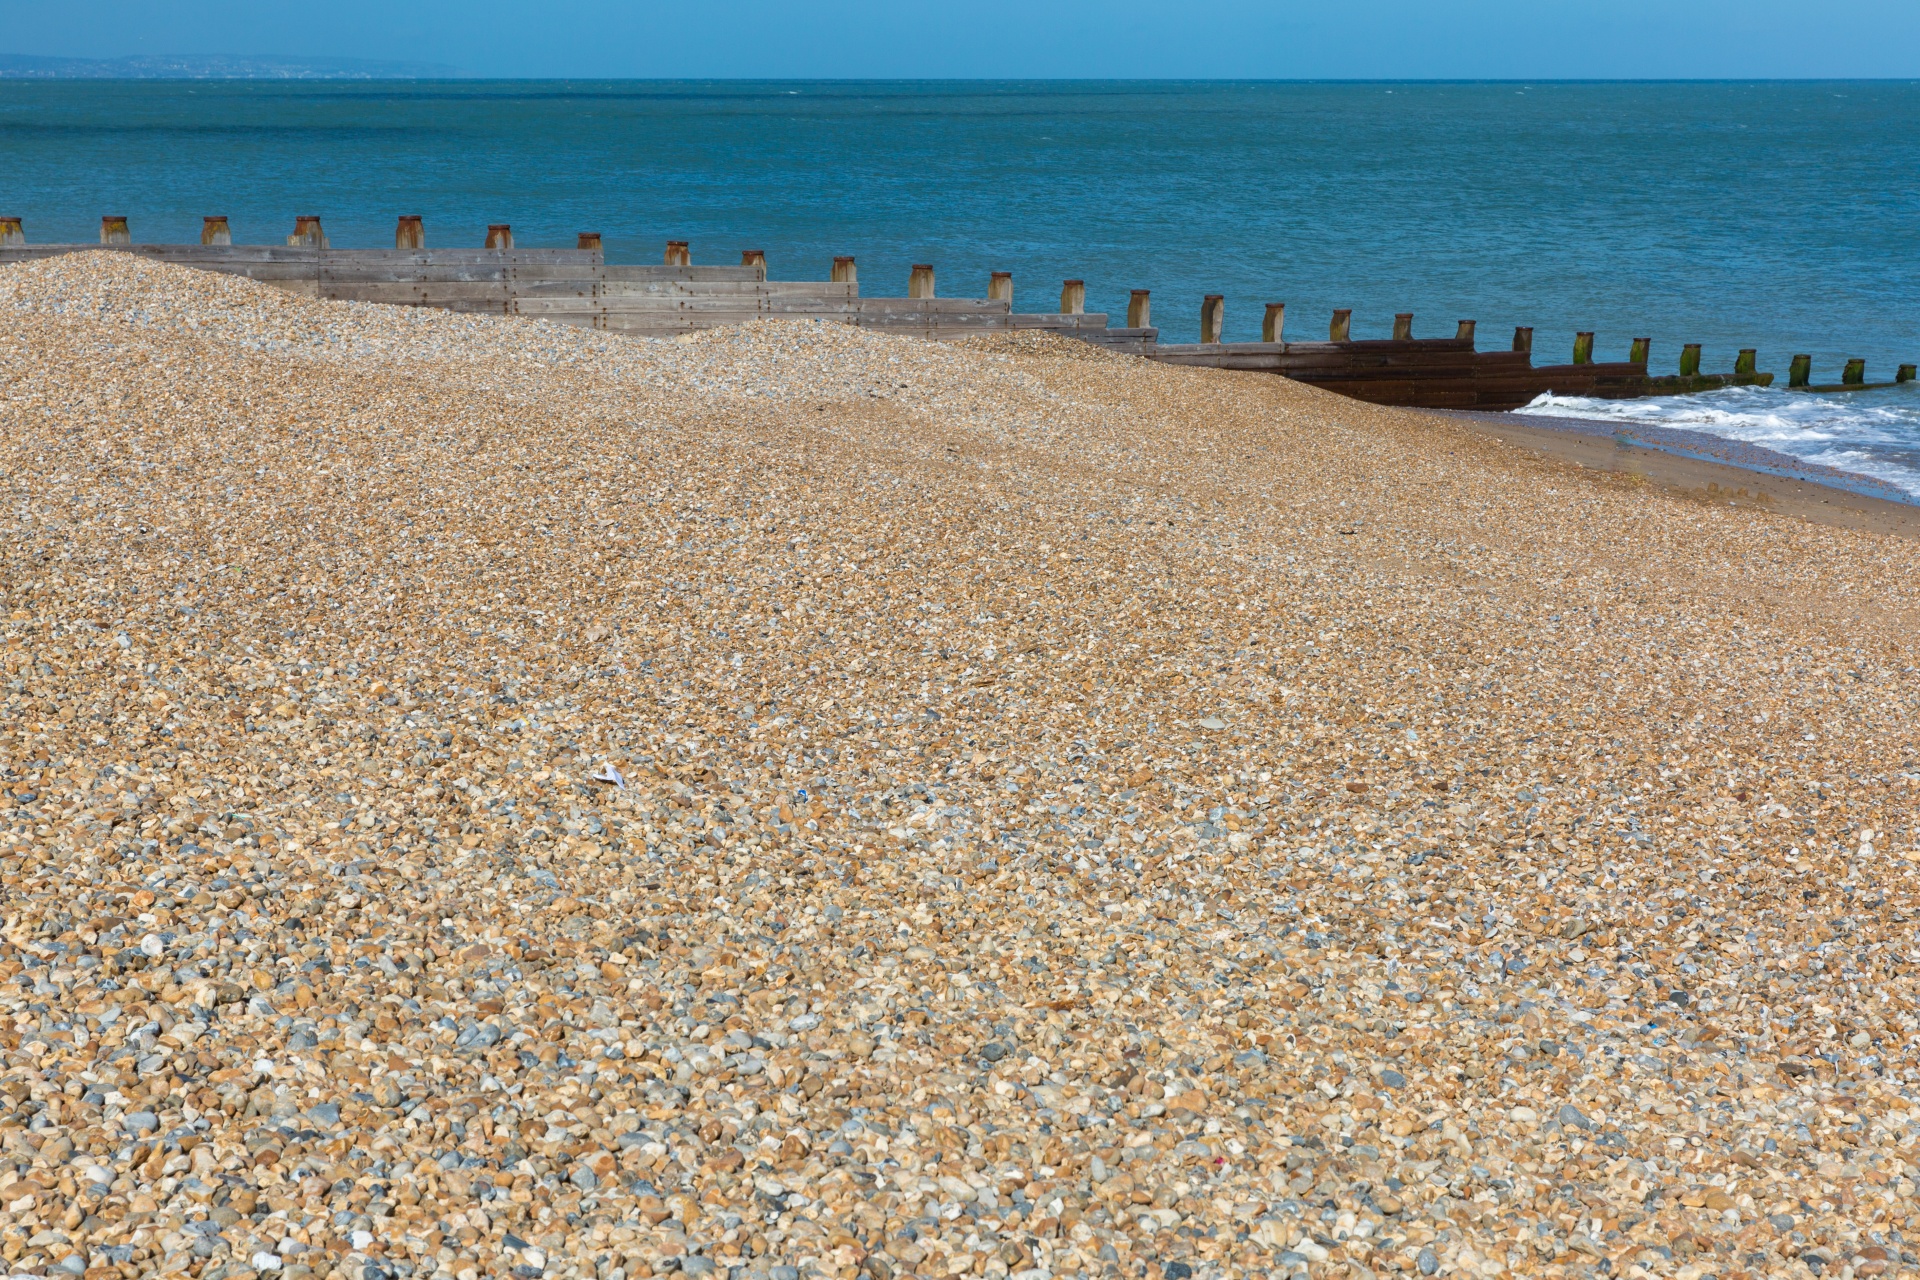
[1,253,1916,1280]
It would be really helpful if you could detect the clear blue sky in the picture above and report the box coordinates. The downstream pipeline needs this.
[8,0,1920,79]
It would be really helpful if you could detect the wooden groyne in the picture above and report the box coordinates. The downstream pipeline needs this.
[1,214,1908,412]
[0,217,1137,347]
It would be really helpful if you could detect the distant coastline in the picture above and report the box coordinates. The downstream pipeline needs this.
[0,53,460,79]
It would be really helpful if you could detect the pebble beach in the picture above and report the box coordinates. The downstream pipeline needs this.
[2,251,1919,1280]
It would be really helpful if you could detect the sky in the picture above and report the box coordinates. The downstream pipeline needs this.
[6,0,1920,80]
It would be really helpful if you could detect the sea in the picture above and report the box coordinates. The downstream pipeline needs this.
[3,79,1918,492]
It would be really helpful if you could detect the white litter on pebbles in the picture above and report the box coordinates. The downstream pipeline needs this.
[1,251,1918,1280]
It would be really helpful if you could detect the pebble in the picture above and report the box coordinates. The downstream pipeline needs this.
[0,251,1915,1280]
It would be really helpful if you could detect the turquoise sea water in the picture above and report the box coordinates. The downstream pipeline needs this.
[3,79,1919,488]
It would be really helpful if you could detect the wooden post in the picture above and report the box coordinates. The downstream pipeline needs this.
[741,249,766,269]
[1680,344,1702,377]
[1127,290,1151,329]
[576,232,602,252]
[287,216,326,248]
[1262,302,1285,344]
[1629,337,1650,365]
[1734,349,1757,378]
[101,216,131,245]
[1200,295,1225,344]
[1392,313,1413,341]
[988,271,1013,304]
[395,216,424,250]
[1573,332,1595,365]
[1843,358,1866,385]
[909,264,936,299]
[831,256,856,284]
[201,216,231,246]
[485,224,513,250]
[1789,354,1812,388]
[1900,364,1917,384]
[1330,309,1352,342]
[1512,326,1533,355]
[665,241,690,267]
[1456,320,1477,345]
[1060,280,1085,315]
[0,217,20,248]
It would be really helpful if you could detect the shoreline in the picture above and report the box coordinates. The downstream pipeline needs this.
[1426,406,1920,539]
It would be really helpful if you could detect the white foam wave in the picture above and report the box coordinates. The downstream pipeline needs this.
[1518,384,1920,498]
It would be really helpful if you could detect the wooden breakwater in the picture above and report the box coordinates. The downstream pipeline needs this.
[0,218,1145,349]
[1153,314,1788,411]
[1,214,1909,411]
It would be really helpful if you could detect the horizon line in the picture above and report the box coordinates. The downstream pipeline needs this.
[5,72,1920,83]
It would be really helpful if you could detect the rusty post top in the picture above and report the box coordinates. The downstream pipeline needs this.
[741,249,766,265]
[397,215,423,225]
[991,270,1012,280]
[834,255,855,266]
[1131,288,1150,298]
[911,263,934,272]
[203,215,228,224]
[576,232,602,250]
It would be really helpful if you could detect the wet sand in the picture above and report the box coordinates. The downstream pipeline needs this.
[1429,408,1920,541]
